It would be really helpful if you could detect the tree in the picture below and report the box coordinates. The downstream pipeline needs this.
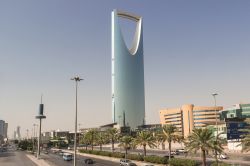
[118,135,133,157]
[162,124,183,160]
[80,134,91,150]
[240,119,250,152]
[95,131,108,151]
[107,128,119,152]
[185,128,215,166]
[241,132,250,152]
[84,129,97,150]
[134,131,156,156]
[155,131,166,150]
[211,133,226,166]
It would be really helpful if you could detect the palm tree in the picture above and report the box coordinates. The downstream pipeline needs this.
[239,119,250,152]
[85,129,97,150]
[134,131,156,156]
[80,133,91,150]
[185,128,214,166]
[95,131,107,151]
[118,135,133,158]
[211,133,226,166]
[107,128,119,152]
[241,132,250,152]
[155,131,166,150]
[162,124,183,160]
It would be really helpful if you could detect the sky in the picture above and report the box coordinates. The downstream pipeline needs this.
[0,0,250,138]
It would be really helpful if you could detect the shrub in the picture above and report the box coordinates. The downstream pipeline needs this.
[168,158,198,166]
[126,154,144,161]
[144,155,168,164]
[210,161,231,166]
[112,152,125,158]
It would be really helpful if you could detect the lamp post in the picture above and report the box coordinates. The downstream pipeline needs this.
[71,76,83,166]
[212,93,218,136]
[212,93,219,165]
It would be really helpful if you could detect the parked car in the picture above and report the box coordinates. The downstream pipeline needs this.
[142,164,154,166]
[120,159,137,166]
[84,158,94,164]
[170,150,179,155]
[176,148,187,153]
[163,155,174,158]
[63,153,73,161]
[212,153,228,160]
[59,151,64,156]
[219,153,228,159]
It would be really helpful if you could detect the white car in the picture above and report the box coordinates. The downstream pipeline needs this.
[63,153,73,161]
[219,154,228,159]
[120,159,136,166]
[212,153,228,160]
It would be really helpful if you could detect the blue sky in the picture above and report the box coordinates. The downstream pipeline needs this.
[0,0,250,138]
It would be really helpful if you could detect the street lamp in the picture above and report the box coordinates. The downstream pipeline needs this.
[212,93,218,136]
[71,76,83,166]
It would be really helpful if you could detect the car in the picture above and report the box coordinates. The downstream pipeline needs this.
[170,150,179,155]
[84,158,94,164]
[142,164,154,166]
[120,159,137,166]
[63,153,73,161]
[219,154,228,159]
[212,153,228,160]
[176,148,187,153]
[59,151,64,156]
[163,155,174,159]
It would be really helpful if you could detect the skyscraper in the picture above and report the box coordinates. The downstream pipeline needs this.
[16,126,21,140]
[111,10,145,129]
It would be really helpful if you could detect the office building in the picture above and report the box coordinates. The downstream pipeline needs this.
[0,120,8,143]
[111,10,145,129]
[16,126,21,140]
[159,104,223,137]
[221,103,250,119]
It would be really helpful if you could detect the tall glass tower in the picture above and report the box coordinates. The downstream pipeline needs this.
[111,10,145,129]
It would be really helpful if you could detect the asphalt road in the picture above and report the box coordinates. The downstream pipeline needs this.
[41,151,119,166]
[0,148,37,166]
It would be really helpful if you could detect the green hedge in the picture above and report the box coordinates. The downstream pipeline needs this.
[168,158,198,166]
[127,153,144,161]
[144,155,168,164]
[112,152,125,158]
[210,162,231,166]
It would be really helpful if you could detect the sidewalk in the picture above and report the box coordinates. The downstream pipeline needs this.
[26,154,51,166]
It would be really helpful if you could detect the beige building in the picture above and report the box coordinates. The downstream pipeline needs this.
[159,104,223,137]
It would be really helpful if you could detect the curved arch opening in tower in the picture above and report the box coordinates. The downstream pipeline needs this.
[118,17,137,51]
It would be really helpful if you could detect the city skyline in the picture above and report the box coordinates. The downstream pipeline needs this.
[1,0,250,137]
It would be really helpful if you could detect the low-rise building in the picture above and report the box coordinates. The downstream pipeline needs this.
[221,103,250,119]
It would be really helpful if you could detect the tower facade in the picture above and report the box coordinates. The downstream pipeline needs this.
[111,10,145,129]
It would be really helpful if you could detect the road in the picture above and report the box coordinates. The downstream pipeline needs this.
[41,150,118,166]
[0,148,36,166]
